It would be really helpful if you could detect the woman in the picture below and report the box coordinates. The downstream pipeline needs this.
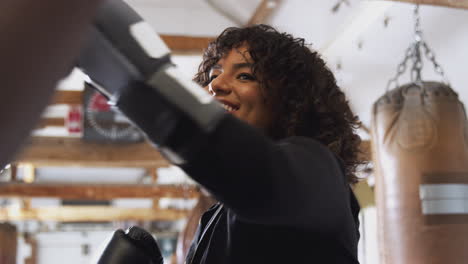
[179,24,363,263]
[0,2,359,262]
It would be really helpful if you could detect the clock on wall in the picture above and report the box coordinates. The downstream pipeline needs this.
[83,83,143,143]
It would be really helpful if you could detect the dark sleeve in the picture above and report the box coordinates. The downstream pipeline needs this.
[181,115,352,230]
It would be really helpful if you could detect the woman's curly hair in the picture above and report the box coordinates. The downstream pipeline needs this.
[194,24,363,184]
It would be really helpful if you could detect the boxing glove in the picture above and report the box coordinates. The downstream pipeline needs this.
[77,0,225,164]
[97,226,163,264]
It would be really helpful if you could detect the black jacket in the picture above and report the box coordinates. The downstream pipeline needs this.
[181,115,360,264]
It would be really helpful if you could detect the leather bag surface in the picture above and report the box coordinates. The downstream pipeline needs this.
[371,82,468,264]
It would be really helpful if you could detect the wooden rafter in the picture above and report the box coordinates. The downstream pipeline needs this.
[15,137,170,168]
[0,206,188,222]
[247,0,282,26]
[0,183,198,200]
[40,89,373,163]
[385,0,468,9]
[161,35,214,53]
[37,118,65,129]
[50,90,82,105]
[10,165,17,181]
[24,233,37,264]
[16,135,372,168]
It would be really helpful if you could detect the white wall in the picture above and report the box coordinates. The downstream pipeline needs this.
[16,230,113,264]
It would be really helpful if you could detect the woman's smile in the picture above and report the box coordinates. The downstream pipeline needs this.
[204,45,273,131]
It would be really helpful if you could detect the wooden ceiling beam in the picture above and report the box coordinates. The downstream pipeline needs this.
[384,0,468,9]
[0,183,198,200]
[16,134,371,168]
[50,90,82,105]
[0,206,188,222]
[15,137,170,168]
[247,0,282,26]
[37,117,65,129]
[40,85,373,165]
[160,35,214,53]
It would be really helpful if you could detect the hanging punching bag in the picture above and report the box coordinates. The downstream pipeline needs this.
[371,82,468,264]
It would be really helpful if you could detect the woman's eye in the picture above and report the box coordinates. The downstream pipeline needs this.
[238,73,256,81]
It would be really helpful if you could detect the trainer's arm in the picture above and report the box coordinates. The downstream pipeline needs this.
[0,0,103,167]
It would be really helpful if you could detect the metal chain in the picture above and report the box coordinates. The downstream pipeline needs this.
[414,4,423,42]
[386,4,450,91]
[411,42,424,87]
[411,5,424,87]
[422,41,450,85]
[386,45,413,91]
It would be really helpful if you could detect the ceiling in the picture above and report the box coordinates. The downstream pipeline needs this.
[39,0,468,183]
[5,0,466,230]
[57,0,468,136]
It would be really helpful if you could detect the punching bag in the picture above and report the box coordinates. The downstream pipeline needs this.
[371,82,468,264]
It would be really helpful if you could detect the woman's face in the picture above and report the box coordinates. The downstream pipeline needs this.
[204,45,273,132]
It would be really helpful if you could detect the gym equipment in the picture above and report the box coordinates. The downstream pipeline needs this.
[77,0,225,165]
[371,5,468,264]
[97,226,163,264]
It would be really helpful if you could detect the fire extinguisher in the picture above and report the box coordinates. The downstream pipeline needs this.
[66,105,83,135]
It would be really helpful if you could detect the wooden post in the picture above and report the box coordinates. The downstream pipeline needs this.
[149,168,161,209]
[10,164,17,182]
[24,233,37,264]
[0,223,17,264]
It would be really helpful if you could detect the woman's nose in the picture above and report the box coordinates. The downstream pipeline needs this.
[209,75,232,96]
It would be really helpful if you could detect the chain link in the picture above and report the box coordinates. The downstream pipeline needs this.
[411,5,423,87]
[386,45,413,91]
[414,4,423,42]
[422,42,450,85]
[386,4,449,91]
[411,42,424,87]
